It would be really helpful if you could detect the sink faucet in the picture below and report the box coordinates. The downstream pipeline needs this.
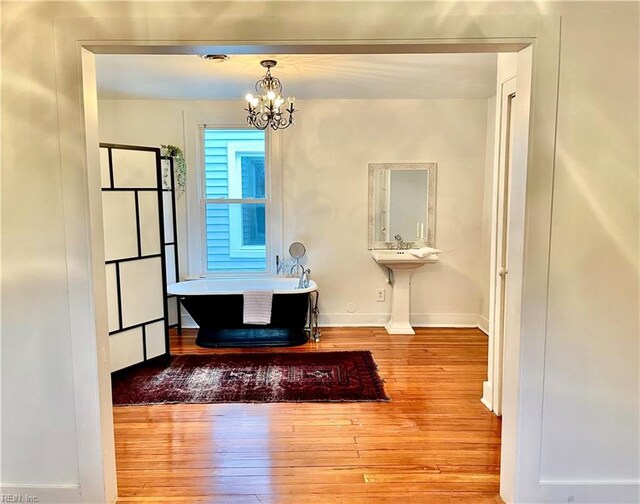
[394,234,404,249]
[298,268,311,289]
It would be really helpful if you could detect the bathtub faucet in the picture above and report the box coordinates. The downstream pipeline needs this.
[298,268,311,289]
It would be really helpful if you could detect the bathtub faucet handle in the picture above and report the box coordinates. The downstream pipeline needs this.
[298,268,311,289]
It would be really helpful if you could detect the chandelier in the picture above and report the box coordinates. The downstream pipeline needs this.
[245,60,296,131]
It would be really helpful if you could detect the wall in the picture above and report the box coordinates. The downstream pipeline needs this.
[1,2,638,503]
[1,1,82,491]
[285,99,488,325]
[539,2,639,486]
[98,98,491,327]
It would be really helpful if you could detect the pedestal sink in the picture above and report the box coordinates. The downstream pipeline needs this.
[370,249,439,335]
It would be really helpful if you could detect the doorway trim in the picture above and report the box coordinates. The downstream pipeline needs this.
[482,64,519,417]
[53,9,560,504]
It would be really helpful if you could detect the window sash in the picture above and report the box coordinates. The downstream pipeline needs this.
[204,198,267,204]
[200,129,268,273]
[203,200,267,262]
[184,112,283,278]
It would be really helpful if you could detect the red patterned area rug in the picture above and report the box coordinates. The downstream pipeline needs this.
[111,351,389,405]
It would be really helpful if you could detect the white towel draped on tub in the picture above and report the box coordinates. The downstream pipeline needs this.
[243,290,274,325]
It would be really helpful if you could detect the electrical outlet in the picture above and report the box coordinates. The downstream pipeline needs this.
[376,288,385,302]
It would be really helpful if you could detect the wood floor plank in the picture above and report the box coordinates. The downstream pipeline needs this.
[114,327,503,503]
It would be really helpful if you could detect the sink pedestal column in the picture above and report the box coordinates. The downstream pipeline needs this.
[384,269,415,335]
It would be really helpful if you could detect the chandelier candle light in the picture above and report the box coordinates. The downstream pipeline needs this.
[245,60,296,131]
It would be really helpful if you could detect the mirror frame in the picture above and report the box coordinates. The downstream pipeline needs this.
[368,162,437,250]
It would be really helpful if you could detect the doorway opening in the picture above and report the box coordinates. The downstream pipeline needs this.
[88,46,533,501]
[61,17,553,498]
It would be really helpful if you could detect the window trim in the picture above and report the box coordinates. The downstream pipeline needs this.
[184,110,283,278]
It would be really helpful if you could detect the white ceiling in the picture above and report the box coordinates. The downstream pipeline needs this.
[96,53,498,101]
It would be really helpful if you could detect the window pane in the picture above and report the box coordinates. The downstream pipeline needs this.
[240,156,265,198]
[242,204,265,245]
[205,203,266,272]
[204,129,265,199]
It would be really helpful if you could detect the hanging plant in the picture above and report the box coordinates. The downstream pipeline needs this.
[161,144,187,193]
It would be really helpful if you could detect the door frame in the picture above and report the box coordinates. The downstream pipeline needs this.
[53,9,560,504]
[496,78,518,416]
[483,74,518,417]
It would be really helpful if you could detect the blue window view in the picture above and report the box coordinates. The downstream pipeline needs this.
[240,156,266,246]
[203,129,266,272]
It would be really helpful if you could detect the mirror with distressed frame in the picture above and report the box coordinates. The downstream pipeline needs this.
[368,163,437,249]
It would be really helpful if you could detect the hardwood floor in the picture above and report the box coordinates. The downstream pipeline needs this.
[114,327,503,503]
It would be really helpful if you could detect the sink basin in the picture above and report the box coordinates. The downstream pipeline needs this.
[370,249,439,269]
[370,249,439,335]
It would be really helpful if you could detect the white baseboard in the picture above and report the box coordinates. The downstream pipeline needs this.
[477,315,490,335]
[318,313,389,327]
[481,380,493,411]
[538,480,640,503]
[411,313,482,328]
[0,484,82,503]
[319,312,484,328]
[181,312,489,331]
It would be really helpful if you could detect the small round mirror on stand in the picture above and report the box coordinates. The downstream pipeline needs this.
[289,242,306,260]
[288,242,307,275]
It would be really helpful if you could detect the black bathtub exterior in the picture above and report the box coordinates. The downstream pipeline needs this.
[178,292,310,347]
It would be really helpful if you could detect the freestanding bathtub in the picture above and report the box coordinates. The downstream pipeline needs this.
[167,277,318,348]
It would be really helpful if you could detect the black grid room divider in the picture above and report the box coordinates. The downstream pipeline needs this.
[161,155,182,336]
[100,143,180,372]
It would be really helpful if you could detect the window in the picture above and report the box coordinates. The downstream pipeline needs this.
[202,129,267,273]
[184,111,283,277]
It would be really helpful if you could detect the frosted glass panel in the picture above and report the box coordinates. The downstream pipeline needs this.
[102,192,138,261]
[112,149,158,188]
[165,244,176,285]
[120,257,164,328]
[168,298,178,326]
[138,192,160,256]
[110,327,144,372]
[105,264,119,333]
[163,192,174,243]
[145,321,166,359]
[100,148,111,188]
